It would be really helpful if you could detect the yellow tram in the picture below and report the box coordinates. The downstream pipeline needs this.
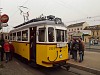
[9,15,69,67]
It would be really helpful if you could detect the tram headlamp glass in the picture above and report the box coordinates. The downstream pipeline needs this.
[59,54,62,58]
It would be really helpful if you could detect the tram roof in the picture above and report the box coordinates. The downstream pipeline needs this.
[10,20,66,33]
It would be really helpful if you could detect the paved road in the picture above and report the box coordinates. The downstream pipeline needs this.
[0,58,95,75]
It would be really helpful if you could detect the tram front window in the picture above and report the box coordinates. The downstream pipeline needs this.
[38,28,45,42]
[48,27,54,42]
[56,30,65,42]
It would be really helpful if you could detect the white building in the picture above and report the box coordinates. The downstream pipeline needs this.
[67,22,91,42]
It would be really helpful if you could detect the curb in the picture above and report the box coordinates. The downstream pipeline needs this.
[86,48,100,50]
[68,63,100,75]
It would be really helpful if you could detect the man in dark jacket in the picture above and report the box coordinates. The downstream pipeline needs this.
[78,38,84,62]
[71,39,79,61]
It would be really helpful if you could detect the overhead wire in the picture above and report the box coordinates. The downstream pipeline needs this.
[51,0,100,24]
[31,0,49,17]
[10,0,30,19]
[8,0,30,29]
[47,0,89,24]
[53,0,88,17]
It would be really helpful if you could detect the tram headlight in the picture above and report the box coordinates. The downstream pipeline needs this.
[59,54,62,58]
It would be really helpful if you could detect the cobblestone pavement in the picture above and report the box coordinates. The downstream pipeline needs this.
[0,59,34,75]
[0,58,95,75]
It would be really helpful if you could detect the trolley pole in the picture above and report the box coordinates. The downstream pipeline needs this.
[19,6,29,22]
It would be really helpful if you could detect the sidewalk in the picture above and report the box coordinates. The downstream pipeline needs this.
[85,42,100,50]
[67,51,100,75]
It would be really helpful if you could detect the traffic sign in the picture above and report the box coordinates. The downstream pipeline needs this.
[0,14,9,23]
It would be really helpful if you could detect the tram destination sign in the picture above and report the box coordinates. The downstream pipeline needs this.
[57,43,66,47]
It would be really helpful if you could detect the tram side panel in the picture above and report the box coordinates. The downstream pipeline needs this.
[12,42,30,60]
[36,44,53,67]
[36,44,69,67]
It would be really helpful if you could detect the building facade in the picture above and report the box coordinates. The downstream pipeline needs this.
[67,22,91,43]
[84,25,100,42]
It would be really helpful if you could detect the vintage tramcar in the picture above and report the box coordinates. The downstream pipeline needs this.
[9,15,69,67]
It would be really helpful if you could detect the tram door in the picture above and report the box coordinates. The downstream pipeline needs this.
[30,27,36,61]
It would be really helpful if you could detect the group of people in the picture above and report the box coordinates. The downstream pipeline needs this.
[68,37,85,63]
[0,36,14,63]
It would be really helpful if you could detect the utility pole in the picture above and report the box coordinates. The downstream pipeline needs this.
[0,8,3,31]
[19,6,29,22]
[0,7,4,68]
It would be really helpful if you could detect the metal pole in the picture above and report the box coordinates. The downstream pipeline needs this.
[0,8,2,32]
[0,8,4,68]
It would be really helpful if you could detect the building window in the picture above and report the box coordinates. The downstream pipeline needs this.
[17,31,21,41]
[72,29,73,31]
[38,28,45,42]
[48,27,54,42]
[97,31,98,36]
[93,31,94,36]
[74,29,76,31]
[80,28,82,30]
[69,29,70,31]
[77,28,79,30]
[22,30,28,41]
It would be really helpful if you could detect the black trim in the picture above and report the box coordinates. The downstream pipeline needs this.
[42,59,69,64]
[37,43,57,45]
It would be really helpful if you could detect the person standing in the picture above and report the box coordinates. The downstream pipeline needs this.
[71,39,79,61]
[4,40,10,63]
[9,42,15,60]
[78,38,85,62]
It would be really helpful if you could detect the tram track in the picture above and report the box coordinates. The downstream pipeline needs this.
[15,58,93,75]
[61,66,81,75]
[29,65,82,75]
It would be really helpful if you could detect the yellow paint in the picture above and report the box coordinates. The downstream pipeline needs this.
[36,44,68,67]
[12,42,30,60]
[12,42,68,67]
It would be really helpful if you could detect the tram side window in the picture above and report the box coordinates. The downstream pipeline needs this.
[10,33,12,41]
[38,28,45,42]
[22,30,28,41]
[65,31,67,42]
[48,27,54,42]
[56,30,64,42]
[17,31,21,41]
[13,33,16,41]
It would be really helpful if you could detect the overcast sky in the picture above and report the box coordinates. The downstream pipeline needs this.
[0,0,100,32]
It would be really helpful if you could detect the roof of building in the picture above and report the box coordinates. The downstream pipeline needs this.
[84,25,100,30]
[67,22,85,28]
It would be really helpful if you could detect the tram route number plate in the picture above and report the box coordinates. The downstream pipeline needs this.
[57,43,66,47]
